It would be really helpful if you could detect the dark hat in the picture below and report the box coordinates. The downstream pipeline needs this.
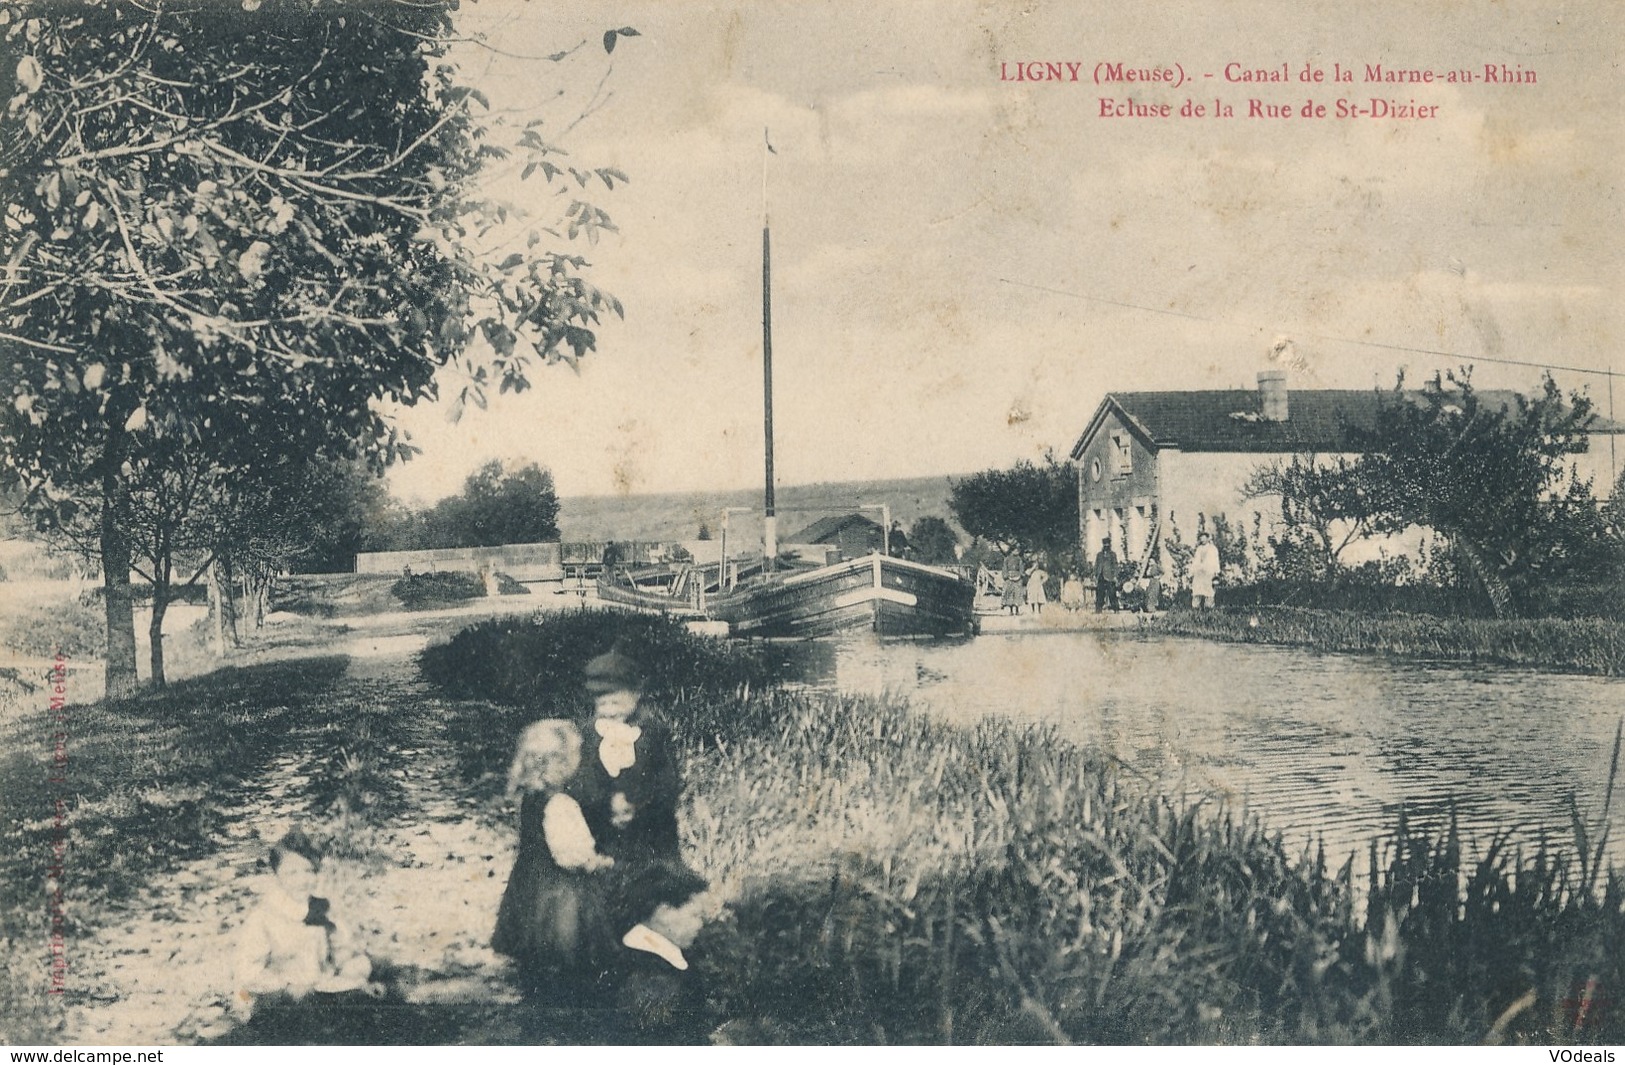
[584,649,643,694]
[616,860,709,927]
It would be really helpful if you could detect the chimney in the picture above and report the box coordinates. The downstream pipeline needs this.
[1258,370,1288,422]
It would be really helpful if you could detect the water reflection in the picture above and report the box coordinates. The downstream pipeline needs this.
[781,630,1625,867]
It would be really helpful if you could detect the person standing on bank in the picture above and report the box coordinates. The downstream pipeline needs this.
[1000,553,1026,615]
[1093,537,1120,612]
[1190,531,1221,609]
[1141,552,1164,613]
[1025,563,1049,615]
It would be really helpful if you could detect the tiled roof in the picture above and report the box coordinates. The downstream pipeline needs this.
[1073,388,1618,456]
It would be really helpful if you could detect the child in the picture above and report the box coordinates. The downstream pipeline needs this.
[503,719,613,873]
[610,861,713,1038]
[579,649,682,866]
[493,720,617,1002]
[1060,572,1085,612]
[231,828,377,1020]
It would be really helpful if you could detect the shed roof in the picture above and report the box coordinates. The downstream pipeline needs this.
[1071,387,1619,458]
[788,512,884,544]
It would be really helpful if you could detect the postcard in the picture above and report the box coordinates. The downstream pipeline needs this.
[0,0,1620,1051]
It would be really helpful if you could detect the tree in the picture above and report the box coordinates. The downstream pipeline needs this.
[424,459,559,547]
[907,515,959,564]
[1347,369,1604,616]
[948,453,1078,563]
[361,495,428,554]
[205,456,394,647]
[1242,453,1377,577]
[0,2,628,692]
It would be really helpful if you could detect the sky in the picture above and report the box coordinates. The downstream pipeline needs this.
[383,0,1622,505]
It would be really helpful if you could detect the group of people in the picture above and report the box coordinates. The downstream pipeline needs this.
[231,648,708,1038]
[1091,531,1221,612]
[995,555,1052,615]
[981,530,1224,616]
[490,648,707,1022]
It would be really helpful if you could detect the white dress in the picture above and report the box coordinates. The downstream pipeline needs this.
[1190,543,1220,598]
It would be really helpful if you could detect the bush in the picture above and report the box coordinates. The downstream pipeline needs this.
[417,611,788,786]
[390,570,486,609]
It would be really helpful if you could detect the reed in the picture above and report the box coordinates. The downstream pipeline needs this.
[1149,607,1625,676]
[678,691,1625,1044]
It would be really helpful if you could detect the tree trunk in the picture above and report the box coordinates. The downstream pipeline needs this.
[1456,537,1514,619]
[148,591,168,688]
[208,561,228,658]
[248,568,269,630]
[99,481,139,699]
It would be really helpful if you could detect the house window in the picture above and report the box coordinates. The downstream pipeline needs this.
[1112,433,1132,475]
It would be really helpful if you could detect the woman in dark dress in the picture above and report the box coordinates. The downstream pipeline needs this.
[573,649,714,1037]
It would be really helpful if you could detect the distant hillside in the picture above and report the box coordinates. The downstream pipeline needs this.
[557,475,970,544]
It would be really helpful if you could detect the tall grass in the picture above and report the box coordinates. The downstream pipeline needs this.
[687,697,1625,1044]
[422,612,1625,1044]
[1150,607,1625,676]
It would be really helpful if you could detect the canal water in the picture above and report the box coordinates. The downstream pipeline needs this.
[786,630,1625,869]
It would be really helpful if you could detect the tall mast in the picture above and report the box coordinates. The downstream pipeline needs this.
[762,129,777,570]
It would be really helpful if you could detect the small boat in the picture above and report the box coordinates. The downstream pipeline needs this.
[594,562,710,618]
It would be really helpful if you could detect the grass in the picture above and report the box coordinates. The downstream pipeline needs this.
[423,611,1625,1044]
[0,595,104,659]
[1148,606,1625,677]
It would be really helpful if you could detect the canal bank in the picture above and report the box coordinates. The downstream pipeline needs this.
[1146,605,1625,676]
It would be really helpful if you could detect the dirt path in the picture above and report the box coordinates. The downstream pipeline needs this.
[61,641,534,1045]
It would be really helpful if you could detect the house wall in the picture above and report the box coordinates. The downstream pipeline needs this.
[1156,451,1286,537]
[1573,439,1621,500]
[1076,411,1161,564]
[823,523,884,560]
